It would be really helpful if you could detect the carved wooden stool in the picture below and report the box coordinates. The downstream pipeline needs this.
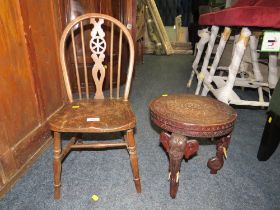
[149,94,237,198]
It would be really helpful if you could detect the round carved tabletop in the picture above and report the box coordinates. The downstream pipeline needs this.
[149,94,237,137]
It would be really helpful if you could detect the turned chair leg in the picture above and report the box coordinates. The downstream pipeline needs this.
[168,133,187,199]
[195,25,219,95]
[268,53,279,89]
[207,133,231,174]
[202,27,232,96]
[187,28,210,88]
[126,129,141,193]
[53,131,62,200]
[216,27,251,103]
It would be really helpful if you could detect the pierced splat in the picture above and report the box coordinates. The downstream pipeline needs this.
[90,18,107,99]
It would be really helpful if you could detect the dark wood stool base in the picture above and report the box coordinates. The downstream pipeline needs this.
[207,134,231,174]
[160,131,199,198]
[150,94,237,198]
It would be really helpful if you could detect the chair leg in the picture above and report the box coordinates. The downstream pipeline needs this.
[202,27,232,96]
[207,133,231,174]
[268,53,279,89]
[216,27,251,103]
[249,35,263,82]
[195,25,219,95]
[249,35,265,102]
[187,28,210,87]
[126,129,141,193]
[168,133,187,199]
[53,131,62,200]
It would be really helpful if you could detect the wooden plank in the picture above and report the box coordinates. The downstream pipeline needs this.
[19,0,63,117]
[0,0,64,197]
[12,123,51,167]
[0,150,18,181]
[0,123,9,156]
[0,134,51,198]
[0,0,40,146]
[0,163,5,188]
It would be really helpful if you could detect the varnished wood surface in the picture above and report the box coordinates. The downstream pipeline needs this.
[150,94,237,198]
[61,0,135,92]
[0,0,64,196]
[49,99,136,133]
[20,0,63,118]
[51,13,140,199]
[60,13,135,102]
[149,94,237,137]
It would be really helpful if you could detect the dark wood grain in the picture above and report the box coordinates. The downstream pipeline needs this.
[0,0,64,196]
[49,99,136,133]
[49,13,140,199]
[60,0,136,92]
[150,94,237,137]
[149,94,237,198]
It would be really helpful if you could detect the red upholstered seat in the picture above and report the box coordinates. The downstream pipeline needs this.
[199,0,280,28]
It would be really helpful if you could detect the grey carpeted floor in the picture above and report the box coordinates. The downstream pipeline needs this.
[1,55,280,210]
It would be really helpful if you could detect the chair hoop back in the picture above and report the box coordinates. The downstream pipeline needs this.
[60,13,135,102]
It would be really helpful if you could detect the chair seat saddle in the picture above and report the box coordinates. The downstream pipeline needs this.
[49,99,136,133]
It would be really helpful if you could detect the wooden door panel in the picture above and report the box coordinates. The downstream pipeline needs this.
[0,124,9,156]
[0,150,18,181]
[20,0,63,118]
[0,0,40,146]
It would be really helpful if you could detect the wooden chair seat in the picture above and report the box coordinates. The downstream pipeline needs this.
[49,99,136,133]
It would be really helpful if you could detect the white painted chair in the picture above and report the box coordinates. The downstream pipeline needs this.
[188,0,280,107]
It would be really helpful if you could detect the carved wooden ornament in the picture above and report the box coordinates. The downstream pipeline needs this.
[90,18,106,99]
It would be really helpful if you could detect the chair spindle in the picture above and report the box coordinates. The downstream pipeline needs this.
[117,30,123,99]
[71,29,82,99]
[80,21,89,99]
[110,22,114,98]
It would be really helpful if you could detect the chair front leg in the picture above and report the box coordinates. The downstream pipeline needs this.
[216,27,251,103]
[268,53,279,89]
[126,129,141,193]
[249,35,263,81]
[187,28,210,87]
[202,27,232,96]
[195,25,219,95]
[53,131,62,200]
[207,133,231,174]
[168,133,187,198]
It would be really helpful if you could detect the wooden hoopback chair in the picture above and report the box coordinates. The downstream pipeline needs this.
[48,13,141,199]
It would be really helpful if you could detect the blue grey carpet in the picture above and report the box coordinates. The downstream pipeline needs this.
[1,55,279,210]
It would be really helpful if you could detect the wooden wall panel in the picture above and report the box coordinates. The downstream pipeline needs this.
[19,0,63,118]
[0,0,63,197]
[0,123,9,156]
[0,1,40,147]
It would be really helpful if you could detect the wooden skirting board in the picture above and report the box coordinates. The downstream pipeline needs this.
[0,127,52,198]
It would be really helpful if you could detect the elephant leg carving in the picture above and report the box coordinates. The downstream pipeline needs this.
[160,131,171,152]
[168,133,187,198]
[207,133,231,174]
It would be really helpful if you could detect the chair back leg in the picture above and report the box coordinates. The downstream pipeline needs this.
[53,132,62,200]
[126,129,141,193]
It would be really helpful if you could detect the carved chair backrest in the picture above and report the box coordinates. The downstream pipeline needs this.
[60,13,135,102]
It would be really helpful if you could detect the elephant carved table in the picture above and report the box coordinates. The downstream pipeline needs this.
[149,94,237,198]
